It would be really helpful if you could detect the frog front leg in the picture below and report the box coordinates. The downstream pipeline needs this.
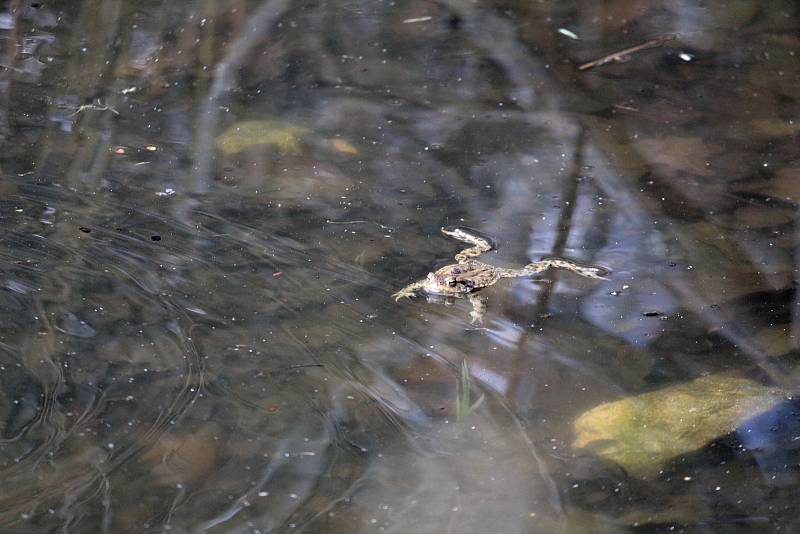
[467,292,487,324]
[392,279,426,301]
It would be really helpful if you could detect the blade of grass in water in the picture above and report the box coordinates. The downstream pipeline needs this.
[456,360,485,422]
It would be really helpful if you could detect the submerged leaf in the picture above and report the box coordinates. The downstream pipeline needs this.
[331,138,360,155]
[635,136,722,176]
[572,374,786,477]
[215,120,310,155]
[751,119,800,137]
[735,167,800,204]
[734,205,795,228]
[749,326,791,358]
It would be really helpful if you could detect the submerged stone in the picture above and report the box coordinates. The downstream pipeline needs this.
[572,374,787,478]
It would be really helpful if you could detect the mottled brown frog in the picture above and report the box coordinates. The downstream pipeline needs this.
[393,227,607,323]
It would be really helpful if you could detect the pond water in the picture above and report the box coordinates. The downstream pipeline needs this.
[0,0,798,532]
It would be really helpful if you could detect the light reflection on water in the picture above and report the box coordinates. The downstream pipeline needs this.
[0,0,797,532]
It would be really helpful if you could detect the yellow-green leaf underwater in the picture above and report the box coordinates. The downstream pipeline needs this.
[215,120,310,155]
[572,374,787,478]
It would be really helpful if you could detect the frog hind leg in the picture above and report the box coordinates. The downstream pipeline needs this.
[392,279,426,301]
[441,227,493,262]
[467,292,487,324]
[522,258,608,280]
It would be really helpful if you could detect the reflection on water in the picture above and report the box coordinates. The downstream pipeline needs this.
[0,0,798,531]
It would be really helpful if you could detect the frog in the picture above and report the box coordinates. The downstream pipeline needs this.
[392,227,608,323]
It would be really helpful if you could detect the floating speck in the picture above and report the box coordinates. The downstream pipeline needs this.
[402,16,432,24]
[557,28,579,39]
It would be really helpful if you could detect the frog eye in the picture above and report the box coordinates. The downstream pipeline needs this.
[447,279,457,287]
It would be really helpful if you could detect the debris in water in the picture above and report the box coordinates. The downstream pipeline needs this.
[402,16,432,24]
[558,28,579,40]
[578,34,676,71]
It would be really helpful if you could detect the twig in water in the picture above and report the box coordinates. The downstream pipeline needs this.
[578,34,676,71]
[325,219,394,231]
[70,99,120,116]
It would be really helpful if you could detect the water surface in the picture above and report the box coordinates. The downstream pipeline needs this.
[0,1,798,532]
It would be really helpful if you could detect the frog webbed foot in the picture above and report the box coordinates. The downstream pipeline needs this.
[392,281,424,301]
[392,289,415,301]
[582,266,609,280]
[467,293,486,324]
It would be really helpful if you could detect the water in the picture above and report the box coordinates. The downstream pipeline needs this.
[0,0,798,531]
